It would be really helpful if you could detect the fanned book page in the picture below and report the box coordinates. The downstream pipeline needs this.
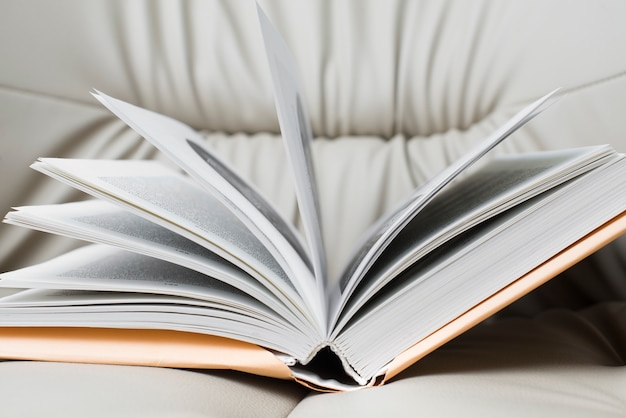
[1,2,626,391]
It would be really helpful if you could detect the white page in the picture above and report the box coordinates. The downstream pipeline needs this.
[0,291,308,356]
[0,309,305,357]
[334,155,626,382]
[330,145,616,332]
[0,245,322,355]
[0,288,284,330]
[332,89,561,318]
[256,4,328,315]
[4,200,307,329]
[30,158,324,329]
[0,245,275,319]
[1,288,263,310]
[90,91,324,327]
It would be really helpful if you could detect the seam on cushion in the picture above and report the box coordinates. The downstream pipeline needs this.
[398,68,626,158]
[398,70,626,187]
[4,68,625,141]
[0,84,100,109]
[506,69,626,110]
[560,69,626,96]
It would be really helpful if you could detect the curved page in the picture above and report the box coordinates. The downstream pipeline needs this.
[257,4,328,318]
[332,89,561,319]
[5,200,306,329]
[91,92,324,327]
[30,158,320,332]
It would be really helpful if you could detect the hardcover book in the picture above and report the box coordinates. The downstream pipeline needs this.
[0,4,625,391]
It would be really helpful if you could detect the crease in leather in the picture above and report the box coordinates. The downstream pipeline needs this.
[0,84,102,109]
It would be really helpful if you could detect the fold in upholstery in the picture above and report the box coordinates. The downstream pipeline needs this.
[0,88,169,272]
[0,361,307,418]
[2,0,626,138]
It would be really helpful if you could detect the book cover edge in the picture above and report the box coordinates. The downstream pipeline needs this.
[0,327,293,380]
[381,210,626,383]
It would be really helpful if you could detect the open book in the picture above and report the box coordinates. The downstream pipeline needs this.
[1,4,626,392]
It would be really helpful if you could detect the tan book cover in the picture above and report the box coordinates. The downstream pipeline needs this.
[0,327,292,380]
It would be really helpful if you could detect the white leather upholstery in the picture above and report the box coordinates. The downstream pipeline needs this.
[1,0,625,416]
